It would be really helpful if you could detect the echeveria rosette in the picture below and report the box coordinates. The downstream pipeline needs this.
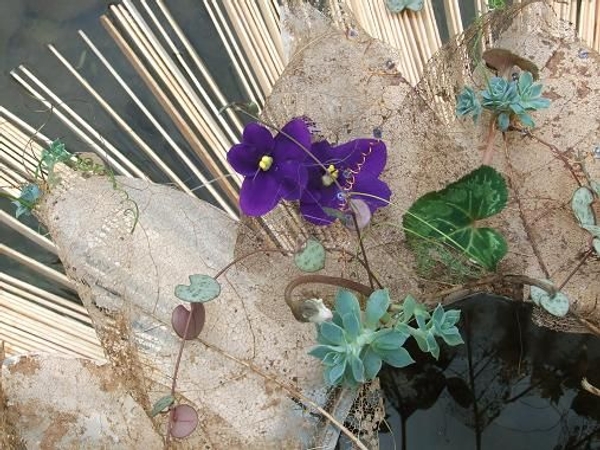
[512,71,551,128]
[309,289,414,387]
[456,86,482,122]
[227,119,311,216]
[481,76,520,131]
[299,139,391,226]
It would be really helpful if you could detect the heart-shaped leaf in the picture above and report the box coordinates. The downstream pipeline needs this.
[174,274,221,303]
[531,285,570,317]
[169,404,198,438]
[294,238,326,272]
[150,394,175,417]
[571,186,595,227]
[171,304,205,339]
[403,165,508,270]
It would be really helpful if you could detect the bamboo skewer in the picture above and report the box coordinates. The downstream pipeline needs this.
[10,69,138,178]
[151,1,245,134]
[204,0,264,105]
[119,0,237,170]
[47,44,194,194]
[76,31,236,218]
[140,0,244,163]
[100,14,240,210]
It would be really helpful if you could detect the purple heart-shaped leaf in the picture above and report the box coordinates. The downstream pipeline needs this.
[171,304,205,339]
[170,404,198,438]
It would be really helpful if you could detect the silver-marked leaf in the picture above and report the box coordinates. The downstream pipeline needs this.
[294,238,326,272]
[531,285,570,317]
[150,395,175,417]
[170,404,198,438]
[403,166,508,270]
[175,274,221,303]
[571,187,595,227]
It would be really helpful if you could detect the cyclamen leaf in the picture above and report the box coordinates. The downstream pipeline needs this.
[294,238,326,273]
[594,238,600,255]
[175,274,221,303]
[403,166,509,270]
[364,289,390,329]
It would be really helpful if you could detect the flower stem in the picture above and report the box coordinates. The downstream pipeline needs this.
[350,210,375,290]
[284,274,373,321]
[481,119,497,165]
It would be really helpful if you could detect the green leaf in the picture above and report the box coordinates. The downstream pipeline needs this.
[371,329,408,351]
[362,347,383,380]
[427,333,440,359]
[294,238,326,273]
[341,312,361,341]
[385,0,424,13]
[318,321,346,346]
[497,112,510,131]
[380,347,415,368]
[334,290,361,321]
[349,353,365,384]
[571,187,595,227]
[403,166,509,270]
[531,284,570,317]
[440,328,464,346]
[308,345,337,361]
[174,274,221,303]
[326,361,347,385]
[364,289,390,329]
[150,395,175,417]
[431,304,445,328]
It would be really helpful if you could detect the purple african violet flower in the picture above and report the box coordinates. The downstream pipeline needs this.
[299,139,391,226]
[227,119,311,216]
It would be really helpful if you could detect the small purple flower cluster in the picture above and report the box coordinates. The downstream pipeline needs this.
[227,118,391,227]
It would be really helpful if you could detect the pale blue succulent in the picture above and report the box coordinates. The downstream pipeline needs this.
[458,72,551,132]
[309,290,463,387]
[456,86,482,122]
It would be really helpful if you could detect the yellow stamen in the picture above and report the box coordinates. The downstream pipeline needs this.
[259,155,273,171]
[321,164,339,187]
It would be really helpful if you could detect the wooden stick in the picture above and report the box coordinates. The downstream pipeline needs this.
[0,244,73,290]
[10,69,138,178]
[48,43,194,194]
[151,0,245,135]
[204,0,264,105]
[101,14,240,209]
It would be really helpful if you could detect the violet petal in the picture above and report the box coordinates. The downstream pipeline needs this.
[242,122,274,149]
[227,143,262,176]
[273,118,311,161]
[239,171,281,216]
[276,160,308,201]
